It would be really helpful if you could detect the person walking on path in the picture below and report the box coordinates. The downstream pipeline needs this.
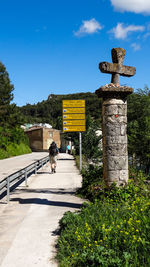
[49,141,59,173]
[66,144,71,154]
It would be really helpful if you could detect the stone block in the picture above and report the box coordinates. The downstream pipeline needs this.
[118,104,127,116]
[120,125,127,136]
[104,156,128,171]
[103,105,118,115]
[104,135,127,145]
[95,85,133,98]
[104,123,120,136]
[103,115,127,124]
[119,170,128,182]
[103,144,128,156]
[103,99,127,105]
[106,171,119,182]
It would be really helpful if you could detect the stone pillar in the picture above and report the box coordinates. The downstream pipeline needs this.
[96,84,133,186]
[95,47,136,187]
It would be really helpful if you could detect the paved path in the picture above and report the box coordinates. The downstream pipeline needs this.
[0,152,49,182]
[0,153,84,267]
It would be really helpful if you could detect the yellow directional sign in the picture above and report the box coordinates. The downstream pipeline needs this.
[63,100,85,108]
[63,108,85,114]
[62,99,86,132]
[63,120,85,126]
[63,126,86,132]
[63,114,85,120]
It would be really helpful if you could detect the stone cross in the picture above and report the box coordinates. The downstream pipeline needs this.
[95,48,136,187]
[99,48,136,85]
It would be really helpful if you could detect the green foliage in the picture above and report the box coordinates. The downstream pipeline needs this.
[74,155,88,170]
[0,61,14,127]
[128,86,150,174]
[0,60,31,159]
[57,172,150,267]
[77,164,103,200]
[82,116,102,163]
[0,126,31,159]
[19,93,102,128]
[19,87,150,173]
[0,143,31,159]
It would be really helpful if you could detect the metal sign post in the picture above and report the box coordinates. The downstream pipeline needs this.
[79,132,82,172]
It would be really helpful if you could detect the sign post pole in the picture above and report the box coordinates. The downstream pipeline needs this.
[79,132,82,172]
[62,100,85,172]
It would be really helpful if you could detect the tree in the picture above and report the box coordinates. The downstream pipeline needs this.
[128,87,150,174]
[0,61,14,126]
[82,116,102,163]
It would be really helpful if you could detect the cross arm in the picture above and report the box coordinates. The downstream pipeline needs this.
[99,62,136,77]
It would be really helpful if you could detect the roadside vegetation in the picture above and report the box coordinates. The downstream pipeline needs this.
[0,61,31,159]
[56,87,150,266]
[18,86,150,173]
[56,166,150,266]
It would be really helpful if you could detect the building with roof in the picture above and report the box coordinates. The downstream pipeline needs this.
[25,126,60,152]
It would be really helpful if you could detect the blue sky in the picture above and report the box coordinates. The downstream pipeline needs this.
[0,0,150,106]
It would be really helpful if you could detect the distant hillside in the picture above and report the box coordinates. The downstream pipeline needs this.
[19,92,102,130]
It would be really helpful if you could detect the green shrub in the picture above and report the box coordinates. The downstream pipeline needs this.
[0,126,31,159]
[6,142,31,157]
[77,164,103,200]
[57,166,150,267]
[0,148,9,159]
[57,191,150,267]
[75,155,88,170]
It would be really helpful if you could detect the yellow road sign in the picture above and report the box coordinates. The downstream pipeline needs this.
[63,108,85,114]
[63,100,85,108]
[63,120,85,126]
[63,114,85,120]
[63,126,86,132]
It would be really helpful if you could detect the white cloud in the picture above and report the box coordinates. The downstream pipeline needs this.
[74,18,103,37]
[110,23,145,40]
[110,0,150,14]
[131,43,141,51]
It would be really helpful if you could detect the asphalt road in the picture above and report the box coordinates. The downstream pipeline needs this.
[0,153,84,267]
[0,152,49,182]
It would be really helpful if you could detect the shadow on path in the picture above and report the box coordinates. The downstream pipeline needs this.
[14,188,77,195]
[11,197,82,209]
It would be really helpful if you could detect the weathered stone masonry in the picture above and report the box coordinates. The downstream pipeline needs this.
[96,48,136,186]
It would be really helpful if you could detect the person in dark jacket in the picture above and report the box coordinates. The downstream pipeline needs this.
[49,142,59,173]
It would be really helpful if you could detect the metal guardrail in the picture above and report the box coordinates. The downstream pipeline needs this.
[0,155,49,203]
